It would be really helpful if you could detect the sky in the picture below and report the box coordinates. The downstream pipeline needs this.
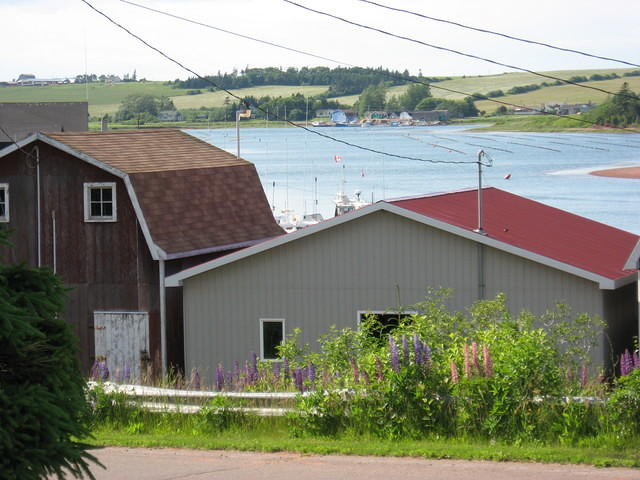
[1,0,639,82]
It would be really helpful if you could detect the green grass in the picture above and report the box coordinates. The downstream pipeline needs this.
[333,68,639,107]
[88,424,640,468]
[457,115,640,133]
[0,82,329,118]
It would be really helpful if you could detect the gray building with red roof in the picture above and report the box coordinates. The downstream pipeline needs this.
[167,188,639,377]
[0,129,283,376]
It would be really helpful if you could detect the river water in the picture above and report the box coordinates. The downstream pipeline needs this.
[187,125,640,234]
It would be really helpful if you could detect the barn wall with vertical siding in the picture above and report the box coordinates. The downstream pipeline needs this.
[182,210,609,379]
[0,141,160,372]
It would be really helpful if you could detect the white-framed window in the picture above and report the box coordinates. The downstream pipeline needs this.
[357,310,417,338]
[259,318,285,361]
[84,182,117,222]
[0,183,8,223]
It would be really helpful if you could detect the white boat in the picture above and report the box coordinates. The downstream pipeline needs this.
[334,189,368,216]
[275,210,300,234]
[296,212,324,229]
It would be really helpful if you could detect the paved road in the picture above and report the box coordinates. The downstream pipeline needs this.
[82,447,640,480]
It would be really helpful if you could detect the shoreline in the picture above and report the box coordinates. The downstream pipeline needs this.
[590,166,640,179]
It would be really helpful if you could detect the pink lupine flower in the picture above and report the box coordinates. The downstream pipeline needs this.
[450,361,459,384]
[482,345,493,377]
[463,344,471,378]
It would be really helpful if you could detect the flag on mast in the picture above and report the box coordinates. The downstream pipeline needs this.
[333,155,342,163]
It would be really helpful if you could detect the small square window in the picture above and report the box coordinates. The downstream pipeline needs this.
[0,184,9,223]
[84,182,117,222]
[260,319,285,360]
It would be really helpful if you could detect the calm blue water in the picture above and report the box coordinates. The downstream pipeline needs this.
[187,125,640,234]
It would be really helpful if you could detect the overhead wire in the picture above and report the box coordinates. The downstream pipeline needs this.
[80,0,476,165]
[116,0,624,129]
[281,0,638,101]
[354,0,640,69]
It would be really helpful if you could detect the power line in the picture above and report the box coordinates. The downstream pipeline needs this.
[354,0,640,69]
[281,0,637,101]
[80,0,475,166]
[116,0,619,128]
[118,0,351,67]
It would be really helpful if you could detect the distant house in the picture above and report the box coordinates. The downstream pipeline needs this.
[0,102,88,148]
[315,109,333,118]
[0,129,283,375]
[330,110,359,124]
[157,110,184,122]
[167,188,639,377]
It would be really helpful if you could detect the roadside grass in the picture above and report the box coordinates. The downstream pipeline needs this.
[88,421,640,468]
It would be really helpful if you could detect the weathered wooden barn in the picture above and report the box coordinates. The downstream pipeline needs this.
[166,188,639,376]
[0,129,283,375]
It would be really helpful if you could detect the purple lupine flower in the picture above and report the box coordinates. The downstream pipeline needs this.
[422,343,431,366]
[463,345,471,378]
[350,358,360,384]
[250,352,259,383]
[89,361,99,380]
[413,334,422,365]
[482,345,493,378]
[580,364,588,389]
[123,364,131,383]
[472,342,481,375]
[450,361,459,384]
[293,368,304,392]
[375,357,385,381]
[216,364,225,391]
[389,336,400,372]
[307,362,316,383]
[190,368,201,390]
[620,349,633,376]
[100,361,110,381]
[401,335,409,365]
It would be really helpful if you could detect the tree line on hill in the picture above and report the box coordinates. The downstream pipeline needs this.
[169,66,451,98]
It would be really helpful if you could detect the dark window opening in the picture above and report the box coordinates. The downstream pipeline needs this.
[87,186,114,219]
[262,321,284,360]
[359,312,411,339]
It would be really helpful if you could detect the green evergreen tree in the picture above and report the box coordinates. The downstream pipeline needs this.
[0,230,99,479]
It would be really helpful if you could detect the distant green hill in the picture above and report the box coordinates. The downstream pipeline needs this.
[0,68,637,119]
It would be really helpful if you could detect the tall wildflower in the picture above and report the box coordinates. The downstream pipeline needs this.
[401,335,409,364]
[620,349,633,376]
[482,344,493,377]
[413,334,422,365]
[450,361,459,384]
[308,362,316,383]
[215,364,225,391]
[463,344,471,378]
[100,361,110,381]
[191,368,201,390]
[389,336,400,372]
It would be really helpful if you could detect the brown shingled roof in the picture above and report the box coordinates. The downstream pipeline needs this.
[42,129,283,256]
[44,129,247,173]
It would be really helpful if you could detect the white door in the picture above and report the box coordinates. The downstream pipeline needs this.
[94,311,149,382]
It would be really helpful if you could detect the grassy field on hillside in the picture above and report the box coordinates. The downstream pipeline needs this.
[0,82,329,117]
[333,68,638,107]
[171,85,328,110]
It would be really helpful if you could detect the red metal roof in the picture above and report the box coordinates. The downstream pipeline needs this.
[390,188,639,281]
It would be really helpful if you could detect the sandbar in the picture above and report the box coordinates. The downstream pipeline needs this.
[590,166,640,179]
